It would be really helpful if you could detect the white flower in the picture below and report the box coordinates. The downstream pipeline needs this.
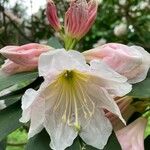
[93,38,107,48]
[119,0,126,6]
[114,23,127,37]
[20,49,132,150]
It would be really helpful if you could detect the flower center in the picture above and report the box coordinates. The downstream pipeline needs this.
[50,70,95,132]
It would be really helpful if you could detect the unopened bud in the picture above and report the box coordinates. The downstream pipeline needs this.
[46,0,62,31]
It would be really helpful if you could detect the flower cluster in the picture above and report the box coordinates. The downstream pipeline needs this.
[0,0,150,150]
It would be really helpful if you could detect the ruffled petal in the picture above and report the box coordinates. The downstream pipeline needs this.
[80,109,112,149]
[89,60,132,97]
[20,89,37,123]
[128,46,150,83]
[20,89,45,138]
[38,49,88,77]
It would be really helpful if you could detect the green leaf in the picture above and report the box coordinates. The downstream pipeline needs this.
[47,37,63,49]
[145,135,150,150]
[129,77,150,98]
[0,102,22,141]
[66,137,82,150]
[84,132,121,150]
[0,139,6,150]
[25,129,52,150]
[0,77,43,107]
[0,72,38,91]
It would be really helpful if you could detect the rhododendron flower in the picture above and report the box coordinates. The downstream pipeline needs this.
[83,43,150,84]
[64,0,98,40]
[0,43,52,75]
[116,117,147,150]
[20,49,132,150]
[46,0,61,31]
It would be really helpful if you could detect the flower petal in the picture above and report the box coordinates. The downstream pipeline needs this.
[20,89,38,123]
[80,109,112,149]
[87,84,125,124]
[44,112,77,150]
[128,46,150,83]
[38,49,88,77]
[89,60,132,97]
[0,59,36,75]
[116,117,147,150]
[19,89,45,138]
[0,100,6,110]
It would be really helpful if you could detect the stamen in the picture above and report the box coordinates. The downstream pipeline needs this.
[50,69,94,132]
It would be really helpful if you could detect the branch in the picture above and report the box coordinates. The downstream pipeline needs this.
[0,4,34,42]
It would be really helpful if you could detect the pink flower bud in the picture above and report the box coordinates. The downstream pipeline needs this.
[46,0,61,31]
[64,0,98,40]
[0,60,36,75]
[0,43,52,75]
[116,117,147,150]
[83,43,150,83]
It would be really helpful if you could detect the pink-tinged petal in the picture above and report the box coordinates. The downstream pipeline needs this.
[116,117,147,150]
[0,43,52,66]
[46,0,61,31]
[0,59,36,75]
[64,0,98,40]
[83,43,150,84]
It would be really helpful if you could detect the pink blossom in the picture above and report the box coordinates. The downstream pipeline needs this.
[83,43,150,83]
[0,43,52,75]
[64,0,98,40]
[116,117,147,150]
[46,0,61,31]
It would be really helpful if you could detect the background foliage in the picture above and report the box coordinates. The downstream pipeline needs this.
[0,0,150,150]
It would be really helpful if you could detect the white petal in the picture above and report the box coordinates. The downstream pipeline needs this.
[89,60,132,97]
[68,50,87,66]
[80,109,112,149]
[38,49,88,77]
[20,89,37,123]
[44,113,77,150]
[28,95,45,138]
[20,88,45,138]
[90,59,127,82]
[0,100,6,110]
[87,84,125,124]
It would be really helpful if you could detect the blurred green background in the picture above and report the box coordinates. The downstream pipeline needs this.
[0,0,150,149]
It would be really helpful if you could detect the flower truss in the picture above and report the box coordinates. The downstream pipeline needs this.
[0,0,150,150]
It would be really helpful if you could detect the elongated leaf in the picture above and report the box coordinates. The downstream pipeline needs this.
[84,132,121,150]
[0,72,38,91]
[66,137,82,150]
[145,135,150,150]
[0,139,6,150]
[0,102,22,141]
[129,77,150,98]
[25,129,52,150]
[0,77,43,100]
[48,37,63,49]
